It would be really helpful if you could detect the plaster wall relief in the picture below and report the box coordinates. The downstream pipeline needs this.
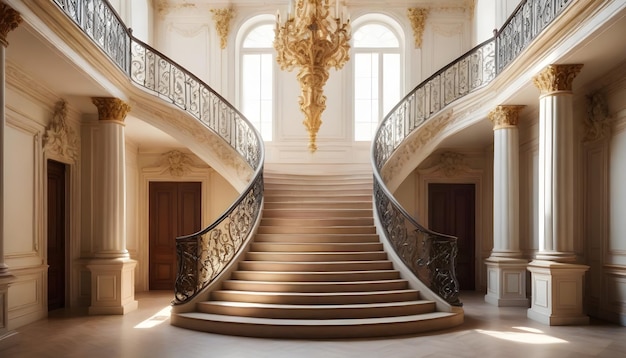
[43,100,79,163]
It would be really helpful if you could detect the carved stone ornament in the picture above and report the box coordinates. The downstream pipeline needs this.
[92,97,131,122]
[407,8,429,49]
[439,151,466,177]
[162,150,193,177]
[583,92,611,143]
[211,8,235,50]
[0,4,22,47]
[532,64,584,95]
[488,105,524,130]
[43,100,79,162]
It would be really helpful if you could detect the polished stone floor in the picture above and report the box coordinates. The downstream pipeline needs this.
[2,290,624,358]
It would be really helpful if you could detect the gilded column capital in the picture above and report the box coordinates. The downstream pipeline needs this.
[92,97,131,122]
[0,4,22,47]
[407,8,429,49]
[488,105,525,130]
[533,64,583,95]
[211,8,235,50]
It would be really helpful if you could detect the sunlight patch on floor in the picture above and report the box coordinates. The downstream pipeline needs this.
[476,326,568,344]
[134,305,172,329]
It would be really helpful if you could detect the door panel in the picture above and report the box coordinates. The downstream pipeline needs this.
[47,160,66,311]
[428,183,476,290]
[149,182,202,290]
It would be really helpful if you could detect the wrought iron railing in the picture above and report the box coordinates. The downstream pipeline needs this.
[372,0,572,306]
[51,0,264,304]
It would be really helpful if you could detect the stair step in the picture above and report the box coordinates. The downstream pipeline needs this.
[264,188,372,196]
[260,217,374,226]
[263,201,372,210]
[172,311,462,339]
[221,279,408,293]
[230,270,401,282]
[264,194,372,203]
[250,242,384,252]
[211,289,420,305]
[262,208,373,218]
[246,251,387,262]
[253,233,380,243]
[237,260,394,272]
[257,226,376,234]
[196,300,436,319]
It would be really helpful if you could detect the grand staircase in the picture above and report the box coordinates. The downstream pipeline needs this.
[172,172,463,338]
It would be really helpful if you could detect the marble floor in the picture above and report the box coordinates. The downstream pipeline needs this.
[2,291,624,358]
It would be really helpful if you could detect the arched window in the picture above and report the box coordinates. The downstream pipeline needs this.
[239,21,275,141]
[353,21,402,141]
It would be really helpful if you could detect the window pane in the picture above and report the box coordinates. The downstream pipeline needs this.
[383,53,400,116]
[242,53,273,141]
[243,24,275,48]
[354,24,399,48]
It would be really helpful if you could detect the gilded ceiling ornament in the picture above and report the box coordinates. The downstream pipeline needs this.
[488,105,524,130]
[407,8,429,49]
[583,92,611,143]
[92,97,131,121]
[211,8,235,50]
[275,0,351,152]
[532,64,584,95]
[162,150,193,177]
[43,100,79,162]
[0,4,22,47]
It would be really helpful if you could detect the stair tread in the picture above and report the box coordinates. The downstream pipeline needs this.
[177,311,457,325]
[200,300,434,309]
[212,289,417,296]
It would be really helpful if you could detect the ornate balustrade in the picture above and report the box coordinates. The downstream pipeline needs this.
[51,0,264,304]
[372,0,572,306]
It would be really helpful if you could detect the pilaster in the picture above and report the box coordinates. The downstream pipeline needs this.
[87,97,137,315]
[0,4,21,350]
[485,105,528,307]
[528,64,588,325]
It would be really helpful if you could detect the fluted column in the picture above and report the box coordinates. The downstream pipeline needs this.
[0,4,21,349]
[484,105,528,307]
[527,64,588,325]
[87,97,137,315]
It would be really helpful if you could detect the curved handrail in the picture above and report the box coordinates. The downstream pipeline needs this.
[372,0,572,306]
[51,0,265,304]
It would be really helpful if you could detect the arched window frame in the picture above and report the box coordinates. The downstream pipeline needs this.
[235,14,277,141]
[350,14,405,142]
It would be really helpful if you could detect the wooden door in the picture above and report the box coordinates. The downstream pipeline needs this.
[149,182,202,290]
[428,183,475,290]
[47,160,66,311]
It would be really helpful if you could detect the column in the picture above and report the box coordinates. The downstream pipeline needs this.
[87,97,137,315]
[0,4,21,349]
[484,105,529,307]
[527,64,589,325]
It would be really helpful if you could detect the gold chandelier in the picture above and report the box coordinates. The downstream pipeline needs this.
[274,0,351,152]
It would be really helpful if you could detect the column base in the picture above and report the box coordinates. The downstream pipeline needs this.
[484,257,529,307]
[527,260,589,325]
[86,258,138,315]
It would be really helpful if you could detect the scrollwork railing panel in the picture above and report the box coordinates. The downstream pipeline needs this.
[373,0,572,306]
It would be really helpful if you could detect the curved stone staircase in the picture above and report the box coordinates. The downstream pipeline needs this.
[172,172,463,338]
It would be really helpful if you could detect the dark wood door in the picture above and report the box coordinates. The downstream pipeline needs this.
[428,183,475,290]
[149,182,202,290]
[47,160,66,311]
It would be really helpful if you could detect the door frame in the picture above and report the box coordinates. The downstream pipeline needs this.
[138,164,212,292]
[417,164,487,292]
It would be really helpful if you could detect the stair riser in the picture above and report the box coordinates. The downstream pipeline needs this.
[237,261,394,272]
[263,202,372,210]
[260,218,374,226]
[221,280,408,293]
[253,234,380,243]
[246,252,388,262]
[250,243,383,252]
[256,227,376,234]
[230,271,401,282]
[196,302,436,319]
[262,209,373,218]
[210,291,420,305]
[264,195,372,203]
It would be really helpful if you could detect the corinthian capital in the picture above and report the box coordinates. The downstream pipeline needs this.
[0,4,22,47]
[533,64,583,95]
[92,97,131,122]
[488,105,525,130]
